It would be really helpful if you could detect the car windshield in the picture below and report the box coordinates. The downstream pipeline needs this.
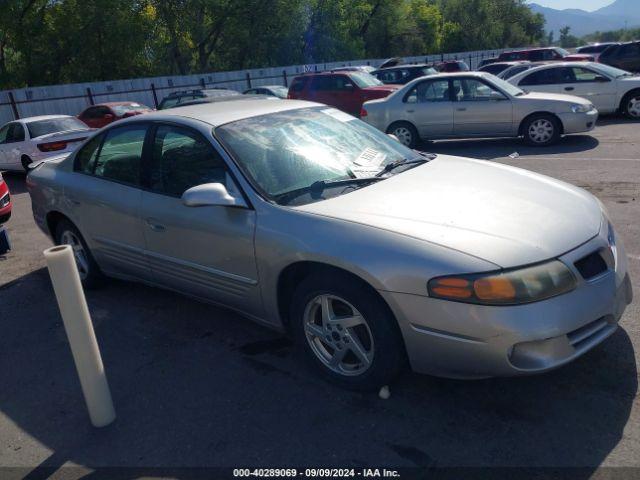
[349,72,383,87]
[26,117,87,138]
[216,107,419,205]
[591,63,634,78]
[112,104,150,115]
[487,76,525,96]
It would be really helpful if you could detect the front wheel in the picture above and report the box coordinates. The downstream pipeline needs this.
[621,90,640,119]
[55,219,104,288]
[522,114,561,146]
[387,121,419,149]
[290,272,405,391]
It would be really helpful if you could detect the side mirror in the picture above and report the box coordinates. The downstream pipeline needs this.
[182,183,248,208]
[344,83,354,89]
[594,75,610,83]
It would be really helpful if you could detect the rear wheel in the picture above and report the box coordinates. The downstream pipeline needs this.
[621,90,640,119]
[21,156,32,172]
[290,272,405,391]
[522,114,561,146]
[54,219,104,288]
[387,121,419,149]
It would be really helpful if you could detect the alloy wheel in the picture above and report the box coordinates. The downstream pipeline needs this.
[528,119,554,144]
[392,126,413,147]
[60,230,90,280]
[628,97,640,118]
[303,294,374,376]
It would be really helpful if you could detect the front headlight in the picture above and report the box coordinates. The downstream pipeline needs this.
[427,260,577,305]
[571,104,592,113]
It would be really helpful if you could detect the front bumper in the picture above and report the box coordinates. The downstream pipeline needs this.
[559,108,598,134]
[381,227,632,379]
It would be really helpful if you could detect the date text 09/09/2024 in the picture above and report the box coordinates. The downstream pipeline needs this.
[233,468,401,478]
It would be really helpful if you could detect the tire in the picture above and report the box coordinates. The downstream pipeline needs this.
[54,219,104,289]
[387,121,419,149]
[620,90,640,119]
[522,114,561,146]
[290,271,405,391]
[21,156,32,173]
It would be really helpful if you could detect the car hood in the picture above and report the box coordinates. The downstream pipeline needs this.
[295,155,602,268]
[519,91,592,106]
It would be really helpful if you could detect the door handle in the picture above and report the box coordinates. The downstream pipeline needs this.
[145,218,166,232]
[565,87,575,91]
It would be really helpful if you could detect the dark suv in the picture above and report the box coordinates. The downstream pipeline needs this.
[371,64,437,84]
[157,88,240,110]
[598,41,640,73]
[287,71,399,116]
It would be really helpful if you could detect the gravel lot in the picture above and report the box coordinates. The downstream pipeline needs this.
[0,117,638,477]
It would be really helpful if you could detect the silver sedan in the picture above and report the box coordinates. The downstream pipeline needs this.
[27,100,632,389]
[361,71,598,147]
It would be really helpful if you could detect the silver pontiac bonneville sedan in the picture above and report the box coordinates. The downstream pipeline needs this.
[27,100,632,390]
[361,71,598,148]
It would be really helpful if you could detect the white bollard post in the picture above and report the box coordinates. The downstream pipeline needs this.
[44,245,116,428]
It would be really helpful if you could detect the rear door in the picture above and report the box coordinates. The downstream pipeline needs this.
[516,67,562,94]
[403,78,454,138]
[555,66,616,112]
[139,123,261,316]
[452,78,513,136]
[307,76,335,106]
[68,124,150,280]
[0,123,28,170]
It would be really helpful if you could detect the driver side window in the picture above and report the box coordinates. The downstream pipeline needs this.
[452,78,506,101]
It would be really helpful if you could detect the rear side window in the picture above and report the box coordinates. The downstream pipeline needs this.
[310,76,335,91]
[289,77,308,92]
[520,68,558,86]
[150,125,229,197]
[93,125,146,186]
[405,79,450,103]
[75,134,104,174]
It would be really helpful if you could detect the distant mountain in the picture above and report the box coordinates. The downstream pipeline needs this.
[528,0,640,37]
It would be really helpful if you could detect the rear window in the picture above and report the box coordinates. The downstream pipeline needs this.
[26,118,87,138]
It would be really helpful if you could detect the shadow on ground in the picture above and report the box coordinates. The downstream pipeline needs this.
[0,266,636,477]
[423,135,599,160]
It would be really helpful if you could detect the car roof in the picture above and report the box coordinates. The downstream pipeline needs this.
[93,102,143,107]
[15,115,73,123]
[129,98,318,127]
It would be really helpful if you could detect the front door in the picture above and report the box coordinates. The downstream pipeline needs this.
[403,78,454,138]
[68,124,150,280]
[452,78,513,136]
[555,66,617,112]
[139,124,262,317]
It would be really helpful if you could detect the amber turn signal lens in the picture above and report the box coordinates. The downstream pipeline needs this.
[429,278,473,299]
[474,277,516,301]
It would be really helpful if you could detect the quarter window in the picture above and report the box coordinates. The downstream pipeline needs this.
[405,79,450,103]
[150,125,229,197]
[93,125,146,186]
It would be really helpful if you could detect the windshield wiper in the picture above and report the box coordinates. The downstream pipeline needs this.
[274,177,383,205]
[375,154,434,177]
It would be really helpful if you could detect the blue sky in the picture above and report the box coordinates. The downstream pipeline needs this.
[527,0,614,11]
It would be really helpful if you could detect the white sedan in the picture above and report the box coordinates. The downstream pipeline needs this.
[508,62,640,118]
[0,115,92,172]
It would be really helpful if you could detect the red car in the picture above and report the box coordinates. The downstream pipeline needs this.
[288,71,399,116]
[0,172,11,224]
[78,102,152,128]
[498,47,593,63]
